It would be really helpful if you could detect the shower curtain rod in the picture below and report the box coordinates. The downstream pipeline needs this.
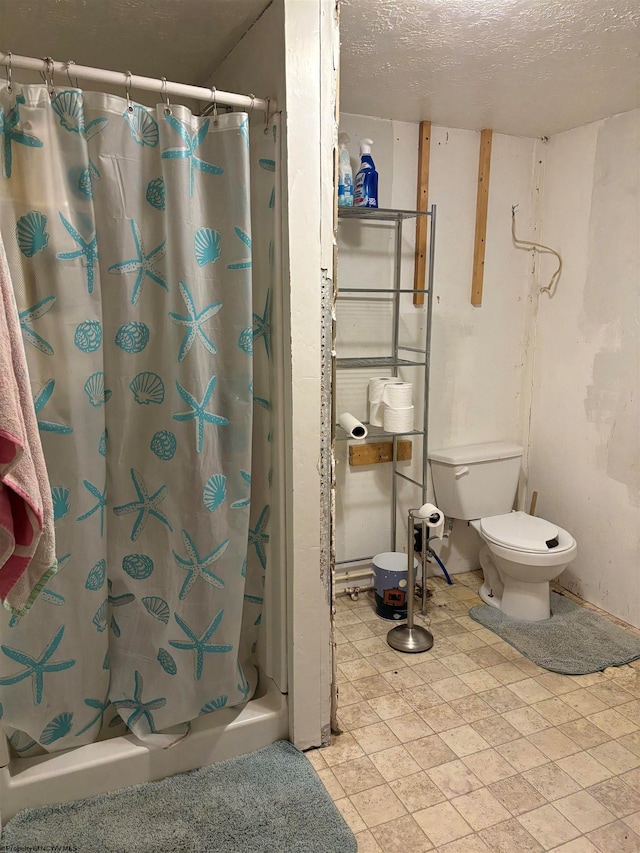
[0,51,274,116]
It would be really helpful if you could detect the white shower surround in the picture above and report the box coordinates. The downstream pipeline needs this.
[0,94,289,829]
[0,673,288,824]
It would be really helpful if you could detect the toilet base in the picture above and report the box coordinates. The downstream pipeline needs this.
[501,578,551,621]
[479,582,501,610]
[478,544,553,621]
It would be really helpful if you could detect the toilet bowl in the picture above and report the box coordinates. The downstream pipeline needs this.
[428,442,579,623]
[470,512,577,621]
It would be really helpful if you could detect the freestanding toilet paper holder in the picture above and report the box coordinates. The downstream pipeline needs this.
[386,505,436,654]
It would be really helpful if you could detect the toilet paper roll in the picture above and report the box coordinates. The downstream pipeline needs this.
[382,381,413,408]
[383,405,414,434]
[368,377,401,427]
[415,502,445,540]
[368,377,397,403]
[338,411,368,439]
[369,401,385,428]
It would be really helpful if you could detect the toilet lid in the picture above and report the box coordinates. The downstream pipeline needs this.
[480,512,562,552]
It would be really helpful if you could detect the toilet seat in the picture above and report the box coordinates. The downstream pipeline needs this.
[480,511,575,555]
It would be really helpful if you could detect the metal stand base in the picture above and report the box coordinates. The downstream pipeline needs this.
[386,624,434,654]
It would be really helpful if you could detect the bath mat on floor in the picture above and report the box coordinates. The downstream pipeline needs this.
[469,592,640,675]
[0,740,356,853]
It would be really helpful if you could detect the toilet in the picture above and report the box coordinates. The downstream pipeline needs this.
[428,442,577,621]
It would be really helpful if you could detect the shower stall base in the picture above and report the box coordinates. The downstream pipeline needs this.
[0,674,287,827]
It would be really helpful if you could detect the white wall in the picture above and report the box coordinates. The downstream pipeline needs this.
[336,114,539,574]
[527,109,640,627]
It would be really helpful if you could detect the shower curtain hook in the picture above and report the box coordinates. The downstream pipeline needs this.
[44,57,56,98]
[248,93,256,120]
[210,86,218,126]
[5,52,12,93]
[161,77,171,115]
[65,60,78,88]
[125,71,134,112]
[263,97,271,135]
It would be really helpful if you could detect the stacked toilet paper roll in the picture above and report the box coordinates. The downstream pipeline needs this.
[382,381,414,433]
[384,406,414,433]
[382,382,413,408]
[368,377,402,427]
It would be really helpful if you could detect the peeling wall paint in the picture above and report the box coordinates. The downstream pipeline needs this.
[528,108,640,627]
[582,111,640,505]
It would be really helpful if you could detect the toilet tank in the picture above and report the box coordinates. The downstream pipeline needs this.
[428,442,523,520]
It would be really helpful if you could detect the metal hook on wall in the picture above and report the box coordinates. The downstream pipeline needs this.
[125,70,134,112]
[161,77,171,115]
[65,60,78,88]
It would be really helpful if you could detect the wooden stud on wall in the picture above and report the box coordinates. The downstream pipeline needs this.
[471,129,493,306]
[413,121,431,306]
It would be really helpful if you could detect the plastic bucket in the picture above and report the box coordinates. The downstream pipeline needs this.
[372,552,417,621]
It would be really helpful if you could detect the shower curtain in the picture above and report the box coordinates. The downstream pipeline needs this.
[0,83,274,753]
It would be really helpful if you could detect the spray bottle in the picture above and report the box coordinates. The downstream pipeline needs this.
[354,138,378,208]
[337,133,354,207]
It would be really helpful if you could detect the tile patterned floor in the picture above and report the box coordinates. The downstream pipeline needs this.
[306,571,640,852]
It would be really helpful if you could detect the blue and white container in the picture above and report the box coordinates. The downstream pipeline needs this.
[373,551,417,620]
[337,133,354,207]
[354,138,378,208]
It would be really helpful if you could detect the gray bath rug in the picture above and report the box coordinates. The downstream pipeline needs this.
[469,592,640,675]
[0,740,356,853]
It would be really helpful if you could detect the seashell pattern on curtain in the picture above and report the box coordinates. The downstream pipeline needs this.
[0,83,274,753]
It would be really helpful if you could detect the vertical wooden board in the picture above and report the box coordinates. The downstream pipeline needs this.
[413,121,431,306]
[471,129,493,306]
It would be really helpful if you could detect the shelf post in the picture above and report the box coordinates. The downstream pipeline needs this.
[391,218,403,551]
[423,204,436,506]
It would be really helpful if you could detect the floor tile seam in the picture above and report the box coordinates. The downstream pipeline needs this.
[570,779,637,807]
[444,789,513,831]
[547,801,619,835]
[346,784,410,826]
[458,749,522,780]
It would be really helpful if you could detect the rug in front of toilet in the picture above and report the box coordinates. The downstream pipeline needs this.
[469,592,640,675]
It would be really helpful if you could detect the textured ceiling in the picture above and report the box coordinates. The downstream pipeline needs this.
[340,0,640,136]
[0,0,271,89]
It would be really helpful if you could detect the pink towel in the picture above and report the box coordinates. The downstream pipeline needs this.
[0,236,57,615]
